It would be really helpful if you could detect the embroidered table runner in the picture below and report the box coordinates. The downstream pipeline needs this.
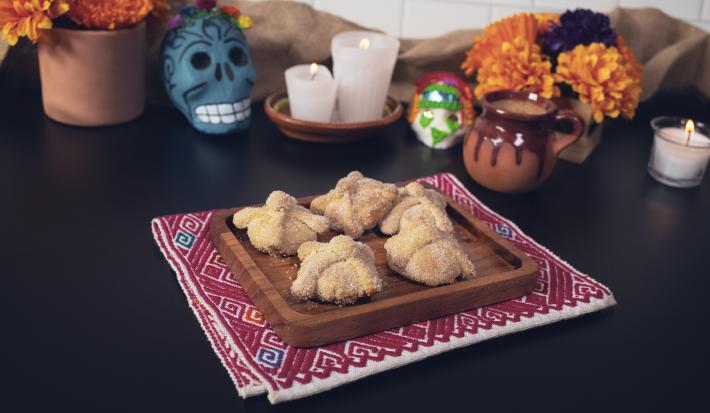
[151,173,616,404]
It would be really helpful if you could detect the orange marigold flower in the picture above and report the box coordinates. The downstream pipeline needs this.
[534,12,559,34]
[616,35,643,87]
[555,42,641,123]
[67,0,155,30]
[461,13,537,77]
[474,36,559,100]
[0,0,69,45]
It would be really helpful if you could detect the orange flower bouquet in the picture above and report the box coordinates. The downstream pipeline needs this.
[0,0,168,44]
[0,0,170,126]
[462,9,643,125]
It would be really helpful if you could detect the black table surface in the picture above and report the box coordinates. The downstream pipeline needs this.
[2,78,709,412]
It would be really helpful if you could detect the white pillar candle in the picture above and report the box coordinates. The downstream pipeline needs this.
[331,31,400,123]
[648,117,710,188]
[285,63,336,122]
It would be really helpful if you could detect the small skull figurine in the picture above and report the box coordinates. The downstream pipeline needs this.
[408,72,474,149]
[161,3,256,135]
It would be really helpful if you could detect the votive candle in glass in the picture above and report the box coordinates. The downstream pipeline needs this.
[648,116,710,188]
[331,31,400,123]
[285,63,336,122]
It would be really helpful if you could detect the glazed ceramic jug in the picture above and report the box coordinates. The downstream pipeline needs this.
[463,91,585,193]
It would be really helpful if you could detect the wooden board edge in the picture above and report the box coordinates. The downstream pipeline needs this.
[207,183,541,347]
[441,191,539,277]
[209,209,308,333]
[284,273,538,347]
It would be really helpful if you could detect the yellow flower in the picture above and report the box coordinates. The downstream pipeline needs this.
[67,0,154,30]
[474,36,559,100]
[0,0,69,45]
[461,13,537,76]
[555,42,641,122]
[237,14,252,30]
[534,12,559,34]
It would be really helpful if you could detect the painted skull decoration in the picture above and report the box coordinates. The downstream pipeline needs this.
[161,2,255,134]
[408,72,474,149]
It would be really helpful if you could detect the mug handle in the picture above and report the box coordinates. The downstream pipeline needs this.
[552,110,586,157]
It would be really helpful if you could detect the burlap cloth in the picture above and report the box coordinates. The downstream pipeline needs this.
[1,1,708,104]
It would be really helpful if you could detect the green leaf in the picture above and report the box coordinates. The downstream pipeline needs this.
[431,128,449,145]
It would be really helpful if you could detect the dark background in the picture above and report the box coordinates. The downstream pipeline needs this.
[2,52,709,411]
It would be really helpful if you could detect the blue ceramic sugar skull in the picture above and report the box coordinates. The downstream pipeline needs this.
[161,4,256,135]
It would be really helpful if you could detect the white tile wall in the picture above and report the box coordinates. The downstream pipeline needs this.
[618,0,702,19]
[464,0,533,5]
[402,0,490,38]
[313,0,404,34]
[490,5,542,22]
[702,0,710,19]
[278,0,710,37]
[692,20,710,31]
[534,0,618,12]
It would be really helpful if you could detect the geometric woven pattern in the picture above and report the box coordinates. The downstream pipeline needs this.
[151,173,616,404]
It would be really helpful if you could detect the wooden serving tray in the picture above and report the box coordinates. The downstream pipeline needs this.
[209,186,539,347]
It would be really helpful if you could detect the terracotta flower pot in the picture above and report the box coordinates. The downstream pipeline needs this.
[463,91,585,193]
[38,22,146,126]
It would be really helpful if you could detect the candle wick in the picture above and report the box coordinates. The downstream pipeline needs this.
[684,120,695,146]
[309,63,318,81]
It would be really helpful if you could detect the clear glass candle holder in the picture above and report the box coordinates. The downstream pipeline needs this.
[648,117,710,188]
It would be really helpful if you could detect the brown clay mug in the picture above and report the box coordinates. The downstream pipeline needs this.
[463,91,585,193]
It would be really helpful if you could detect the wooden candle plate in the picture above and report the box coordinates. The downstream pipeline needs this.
[209,186,539,347]
[264,91,403,143]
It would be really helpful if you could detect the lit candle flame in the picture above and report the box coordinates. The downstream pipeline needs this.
[685,119,695,145]
[358,38,370,50]
[309,63,318,80]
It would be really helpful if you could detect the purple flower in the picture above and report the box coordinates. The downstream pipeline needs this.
[541,9,617,56]
[167,14,184,30]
